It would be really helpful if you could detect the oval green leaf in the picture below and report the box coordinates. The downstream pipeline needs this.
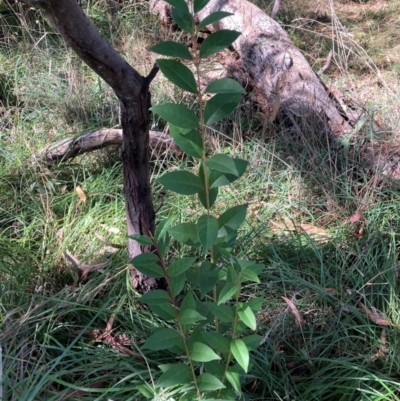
[237,305,257,330]
[197,214,219,251]
[230,339,249,372]
[151,103,198,129]
[164,0,189,12]
[204,92,241,125]
[197,373,226,391]
[157,171,203,195]
[194,0,211,13]
[157,59,197,94]
[218,281,237,305]
[156,363,192,388]
[169,273,186,297]
[129,234,153,246]
[150,41,192,60]
[203,331,230,353]
[200,30,241,58]
[169,125,204,158]
[179,308,207,325]
[169,257,196,277]
[169,222,200,247]
[204,302,234,322]
[189,342,221,362]
[198,11,233,30]
[198,261,219,298]
[143,328,182,350]
[205,77,245,94]
[218,204,248,230]
[172,7,194,33]
[140,289,170,305]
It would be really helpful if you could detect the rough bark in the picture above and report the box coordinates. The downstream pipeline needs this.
[151,0,352,135]
[34,129,181,164]
[20,0,160,291]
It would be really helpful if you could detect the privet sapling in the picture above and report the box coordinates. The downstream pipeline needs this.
[130,0,264,399]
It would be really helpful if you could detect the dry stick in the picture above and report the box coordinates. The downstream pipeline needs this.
[271,0,282,21]
[34,128,182,163]
[318,50,333,76]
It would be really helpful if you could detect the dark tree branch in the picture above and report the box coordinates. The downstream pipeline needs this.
[19,0,162,291]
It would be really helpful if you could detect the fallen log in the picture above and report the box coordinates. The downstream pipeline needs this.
[34,128,182,163]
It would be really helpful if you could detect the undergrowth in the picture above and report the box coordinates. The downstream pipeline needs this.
[1,0,400,400]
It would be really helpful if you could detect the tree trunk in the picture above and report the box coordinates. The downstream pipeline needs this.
[21,0,160,291]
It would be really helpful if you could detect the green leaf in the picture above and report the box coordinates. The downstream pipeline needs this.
[179,308,207,325]
[156,363,192,388]
[205,77,245,94]
[198,11,233,30]
[180,291,196,313]
[200,30,241,58]
[163,0,189,12]
[218,282,237,305]
[230,339,249,372]
[194,0,210,13]
[149,303,176,321]
[151,103,198,129]
[237,305,257,330]
[189,342,221,362]
[241,268,260,283]
[209,158,248,188]
[129,234,153,246]
[197,373,226,391]
[204,93,241,125]
[140,289,170,305]
[207,154,240,176]
[203,331,230,353]
[198,261,219,298]
[130,253,163,278]
[186,264,200,286]
[143,328,182,350]
[169,125,203,158]
[204,302,234,322]
[170,273,186,297]
[169,223,200,247]
[172,7,194,33]
[225,369,241,393]
[169,257,196,277]
[241,334,262,351]
[157,59,197,94]
[218,204,248,231]
[157,171,203,195]
[130,252,159,267]
[150,41,192,60]
[247,297,263,313]
[197,214,219,251]
[155,218,172,258]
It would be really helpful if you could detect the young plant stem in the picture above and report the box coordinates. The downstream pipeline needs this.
[159,253,201,397]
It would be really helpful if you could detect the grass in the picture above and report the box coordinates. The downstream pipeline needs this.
[1,0,400,400]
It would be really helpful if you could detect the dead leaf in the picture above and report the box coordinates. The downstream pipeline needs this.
[282,296,305,327]
[367,329,387,361]
[271,219,332,242]
[349,210,362,223]
[76,185,87,202]
[359,302,390,326]
[325,288,336,295]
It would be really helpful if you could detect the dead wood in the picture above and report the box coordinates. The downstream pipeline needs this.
[34,128,181,163]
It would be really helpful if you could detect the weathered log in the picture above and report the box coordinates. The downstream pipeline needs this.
[151,0,352,135]
[34,128,181,163]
